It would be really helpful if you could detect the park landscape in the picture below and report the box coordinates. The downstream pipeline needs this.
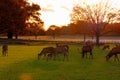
[1,0,120,80]
[0,37,120,80]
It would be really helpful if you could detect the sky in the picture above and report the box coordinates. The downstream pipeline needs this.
[29,0,120,30]
[29,0,74,30]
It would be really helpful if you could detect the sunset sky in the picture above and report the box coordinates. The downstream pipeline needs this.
[29,0,120,30]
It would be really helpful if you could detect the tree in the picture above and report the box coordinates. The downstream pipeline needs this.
[71,0,120,45]
[106,23,120,35]
[68,21,94,43]
[54,27,62,36]
[26,22,44,39]
[0,0,27,39]
[0,0,42,39]
[46,25,57,39]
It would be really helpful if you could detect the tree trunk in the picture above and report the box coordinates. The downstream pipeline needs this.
[83,34,86,44]
[7,32,13,39]
[96,35,100,46]
[15,34,18,39]
[95,24,100,46]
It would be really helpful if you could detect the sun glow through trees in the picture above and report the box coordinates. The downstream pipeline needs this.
[29,0,120,30]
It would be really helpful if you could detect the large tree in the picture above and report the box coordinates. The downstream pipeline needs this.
[71,0,120,45]
[0,0,42,39]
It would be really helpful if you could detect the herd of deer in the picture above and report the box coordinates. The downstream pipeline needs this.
[38,41,120,61]
[1,42,120,61]
[37,42,120,61]
[38,43,69,61]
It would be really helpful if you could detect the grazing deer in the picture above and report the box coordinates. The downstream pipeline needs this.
[38,47,55,60]
[46,46,69,61]
[38,46,69,61]
[56,43,69,52]
[2,44,8,56]
[106,46,120,61]
[102,44,110,50]
[54,45,69,61]
[82,44,94,59]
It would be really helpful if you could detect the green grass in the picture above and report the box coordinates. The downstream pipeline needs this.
[0,44,120,80]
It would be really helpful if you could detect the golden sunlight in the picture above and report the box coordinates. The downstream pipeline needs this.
[29,0,73,30]
[29,0,120,30]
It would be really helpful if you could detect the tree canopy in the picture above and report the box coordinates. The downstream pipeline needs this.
[0,0,42,39]
[70,0,120,45]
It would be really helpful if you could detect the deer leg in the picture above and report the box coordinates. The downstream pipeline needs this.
[53,52,57,61]
[63,52,66,61]
[115,54,119,61]
[53,54,56,60]
[114,55,116,61]
[2,51,5,56]
[2,50,4,56]
[114,55,117,61]
[67,49,69,54]
[38,54,41,60]
[90,51,93,59]
[67,52,69,61]
[43,54,46,60]
[86,52,88,59]
[47,54,52,61]
[82,52,85,58]
[6,50,8,56]
[47,56,49,61]
[65,52,69,61]
[63,53,66,61]
[5,51,7,56]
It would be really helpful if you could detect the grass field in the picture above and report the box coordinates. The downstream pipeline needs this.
[0,44,120,80]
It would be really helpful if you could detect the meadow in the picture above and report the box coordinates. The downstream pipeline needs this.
[0,43,120,80]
